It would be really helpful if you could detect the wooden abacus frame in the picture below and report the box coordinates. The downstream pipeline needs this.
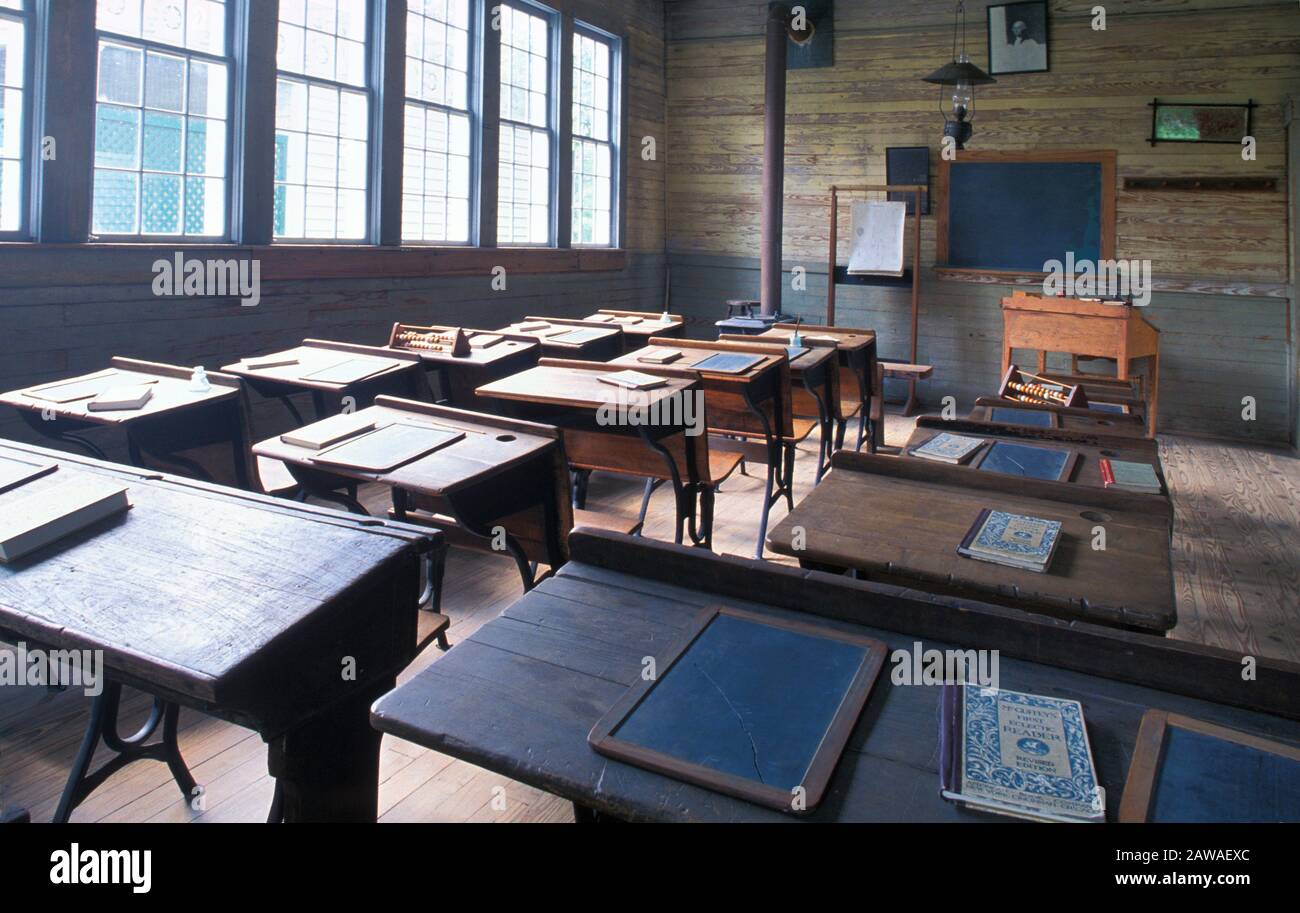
[998,364,1088,409]
[388,323,471,357]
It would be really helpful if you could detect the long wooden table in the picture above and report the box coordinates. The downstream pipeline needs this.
[767,451,1176,633]
[380,323,540,408]
[905,415,1167,496]
[0,439,443,822]
[605,339,795,557]
[222,339,427,425]
[475,361,711,547]
[497,318,624,361]
[253,397,571,593]
[581,310,685,351]
[970,397,1150,439]
[371,529,1300,822]
[0,358,251,488]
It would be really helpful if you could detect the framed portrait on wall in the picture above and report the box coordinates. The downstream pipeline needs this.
[987,1,1049,75]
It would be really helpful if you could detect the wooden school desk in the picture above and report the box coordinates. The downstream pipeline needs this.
[496,318,624,361]
[222,339,426,425]
[380,323,540,408]
[905,416,1168,497]
[606,338,794,558]
[719,333,838,481]
[581,310,686,351]
[0,357,251,489]
[765,323,880,453]
[476,360,712,547]
[0,439,443,823]
[969,397,1150,439]
[253,397,570,592]
[1001,292,1160,435]
[371,529,1300,822]
[767,451,1176,634]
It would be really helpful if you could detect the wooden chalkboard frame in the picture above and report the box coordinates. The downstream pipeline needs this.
[936,150,1117,278]
[588,604,888,814]
[1118,710,1300,822]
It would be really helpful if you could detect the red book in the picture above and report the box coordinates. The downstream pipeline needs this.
[1099,458,1116,487]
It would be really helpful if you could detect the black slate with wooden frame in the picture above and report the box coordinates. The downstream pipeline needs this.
[588,604,887,814]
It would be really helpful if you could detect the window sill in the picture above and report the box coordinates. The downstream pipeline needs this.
[0,243,628,287]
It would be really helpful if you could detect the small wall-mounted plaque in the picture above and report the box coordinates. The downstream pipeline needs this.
[1148,99,1255,145]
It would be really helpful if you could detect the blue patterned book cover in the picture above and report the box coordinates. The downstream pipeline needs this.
[941,685,1105,822]
[910,432,986,464]
[959,509,1062,572]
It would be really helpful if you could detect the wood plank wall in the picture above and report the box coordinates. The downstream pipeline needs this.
[0,0,668,447]
[664,0,1299,443]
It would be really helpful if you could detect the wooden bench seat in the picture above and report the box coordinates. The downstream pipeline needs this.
[880,360,933,380]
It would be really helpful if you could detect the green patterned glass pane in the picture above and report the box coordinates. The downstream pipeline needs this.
[184,175,222,235]
[184,175,204,234]
[141,171,181,233]
[274,131,288,181]
[95,105,140,169]
[92,168,138,233]
[142,110,182,171]
[273,183,286,235]
[186,116,223,175]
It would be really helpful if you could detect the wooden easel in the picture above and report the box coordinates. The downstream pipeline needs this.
[826,184,925,413]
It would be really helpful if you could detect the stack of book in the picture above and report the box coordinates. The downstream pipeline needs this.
[1099,458,1162,494]
[939,684,1105,823]
[957,509,1062,574]
[598,370,667,391]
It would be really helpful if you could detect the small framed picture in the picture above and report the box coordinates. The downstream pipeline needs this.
[987,1,1049,75]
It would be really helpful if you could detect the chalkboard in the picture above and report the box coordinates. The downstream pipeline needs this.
[990,406,1056,428]
[974,440,1077,482]
[589,605,887,813]
[1121,711,1300,823]
[938,152,1115,273]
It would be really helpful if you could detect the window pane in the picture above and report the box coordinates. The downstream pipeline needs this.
[0,10,26,231]
[275,1,371,241]
[571,29,615,246]
[92,2,231,237]
[498,5,550,245]
[401,0,471,243]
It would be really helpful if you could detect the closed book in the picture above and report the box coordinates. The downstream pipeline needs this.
[910,432,986,465]
[468,333,504,349]
[1101,458,1162,493]
[636,347,683,364]
[243,354,300,370]
[280,413,377,450]
[0,461,58,495]
[599,370,667,391]
[516,321,550,332]
[957,508,1062,573]
[0,476,132,563]
[87,384,155,412]
[940,684,1105,823]
[552,328,608,345]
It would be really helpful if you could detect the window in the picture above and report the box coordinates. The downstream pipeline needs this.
[571,27,615,246]
[92,0,231,237]
[275,0,370,241]
[496,3,552,246]
[402,0,472,244]
[0,0,28,235]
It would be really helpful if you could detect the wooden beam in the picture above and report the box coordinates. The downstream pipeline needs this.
[36,0,96,243]
[376,1,408,246]
[555,13,575,248]
[477,4,501,248]
[236,0,280,245]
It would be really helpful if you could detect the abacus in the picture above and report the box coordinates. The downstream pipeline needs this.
[997,365,1087,409]
[388,323,471,357]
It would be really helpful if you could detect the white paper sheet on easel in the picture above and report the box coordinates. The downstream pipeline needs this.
[847,200,906,277]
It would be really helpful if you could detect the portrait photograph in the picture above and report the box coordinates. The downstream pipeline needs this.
[988,1,1050,75]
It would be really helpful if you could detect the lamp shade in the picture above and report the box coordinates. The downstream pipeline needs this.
[923,59,996,87]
